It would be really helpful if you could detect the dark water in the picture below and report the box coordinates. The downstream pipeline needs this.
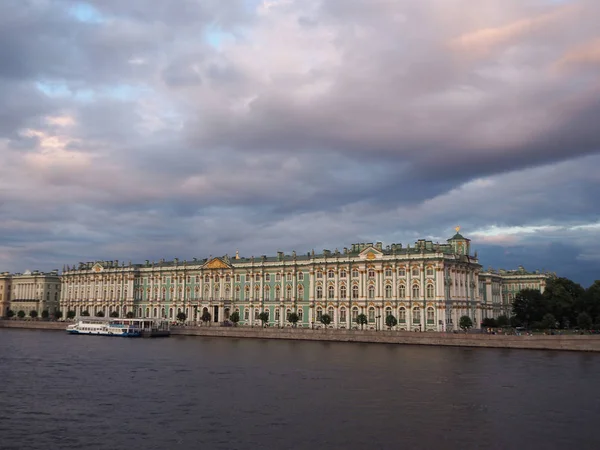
[1,330,600,450]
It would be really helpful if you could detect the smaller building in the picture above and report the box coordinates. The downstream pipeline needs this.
[8,270,61,317]
[0,272,12,318]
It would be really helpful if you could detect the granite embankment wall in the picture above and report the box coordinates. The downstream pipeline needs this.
[170,326,600,352]
[3,320,600,352]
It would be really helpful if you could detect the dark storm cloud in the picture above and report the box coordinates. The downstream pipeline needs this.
[0,0,599,285]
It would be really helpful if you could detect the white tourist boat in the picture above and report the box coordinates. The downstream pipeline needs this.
[66,318,143,337]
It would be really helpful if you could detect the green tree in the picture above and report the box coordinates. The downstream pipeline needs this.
[176,312,187,323]
[7,310,15,318]
[230,311,240,326]
[109,311,119,318]
[41,310,49,319]
[385,314,398,330]
[81,310,90,317]
[95,310,105,317]
[512,289,545,327]
[29,310,38,319]
[540,313,557,330]
[126,311,134,319]
[577,312,592,330]
[481,317,498,328]
[67,310,77,319]
[287,312,299,327]
[258,311,269,327]
[544,277,585,327]
[201,311,212,325]
[459,315,473,331]
[356,313,368,330]
[17,310,25,319]
[320,313,331,328]
[581,280,600,323]
[54,310,63,319]
[496,315,509,327]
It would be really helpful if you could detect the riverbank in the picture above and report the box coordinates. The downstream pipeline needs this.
[4,319,600,352]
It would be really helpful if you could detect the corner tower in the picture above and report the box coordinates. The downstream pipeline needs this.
[447,226,471,255]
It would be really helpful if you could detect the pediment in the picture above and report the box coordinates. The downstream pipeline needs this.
[203,258,231,270]
[92,263,104,273]
[358,247,383,260]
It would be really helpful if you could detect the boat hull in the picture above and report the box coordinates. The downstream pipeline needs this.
[67,329,141,337]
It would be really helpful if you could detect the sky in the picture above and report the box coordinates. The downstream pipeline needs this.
[1,0,599,286]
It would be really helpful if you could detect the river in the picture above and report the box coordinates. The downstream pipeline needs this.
[1,329,599,449]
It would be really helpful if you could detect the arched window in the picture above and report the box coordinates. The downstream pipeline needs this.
[385,306,392,318]
[264,286,271,301]
[427,307,435,324]
[316,307,323,321]
[352,285,359,299]
[399,284,406,298]
[412,284,420,299]
[244,286,250,300]
[427,283,434,299]
[316,286,323,299]
[298,272,304,281]
[413,307,420,324]
[340,285,347,299]
[385,284,392,298]
[297,285,304,299]
[352,307,359,322]
[275,286,281,300]
[298,308,303,321]
[327,306,334,320]
[340,308,347,323]
[286,285,292,300]
[368,285,375,299]
[235,287,240,300]
[254,309,260,320]
[368,307,375,322]
[328,285,335,299]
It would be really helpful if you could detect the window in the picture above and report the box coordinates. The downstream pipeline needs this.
[236,274,240,282]
[287,273,292,281]
[340,285,347,299]
[235,287,240,300]
[264,286,271,301]
[254,309,260,320]
[328,306,334,321]
[298,308,303,321]
[352,285,359,299]
[413,307,420,324]
[385,268,392,277]
[265,273,271,282]
[412,284,420,298]
[352,307,359,322]
[340,270,347,278]
[328,285,335,299]
[352,269,359,278]
[385,306,392,319]
[426,267,434,276]
[316,271,323,279]
[316,308,322,321]
[275,309,280,321]
[204,275,210,282]
[427,283,434,299]
[297,286,304,299]
[298,272,304,281]
[398,268,406,277]
[368,269,375,278]
[316,286,323,299]
[245,286,250,300]
[276,273,281,282]
[195,276,200,282]
[254,285,260,298]
[340,308,347,323]
[328,270,335,279]
[286,285,292,300]
[275,286,281,300]
[368,285,375,299]
[255,274,260,282]
[244,309,249,320]
[427,307,435,324]
[368,307,375,323]
[399,284,406,298]
[412,267,419,277]
[385,284,392,298]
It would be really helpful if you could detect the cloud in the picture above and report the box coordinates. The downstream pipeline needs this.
[0,0,599,286]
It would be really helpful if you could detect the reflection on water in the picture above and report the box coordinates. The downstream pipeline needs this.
[1,329,599,450]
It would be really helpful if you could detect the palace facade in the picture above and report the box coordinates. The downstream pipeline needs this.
[0,270,61,317]
[60,230,486,331]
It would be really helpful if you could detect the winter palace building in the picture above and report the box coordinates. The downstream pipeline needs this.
[55,229,554,331]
